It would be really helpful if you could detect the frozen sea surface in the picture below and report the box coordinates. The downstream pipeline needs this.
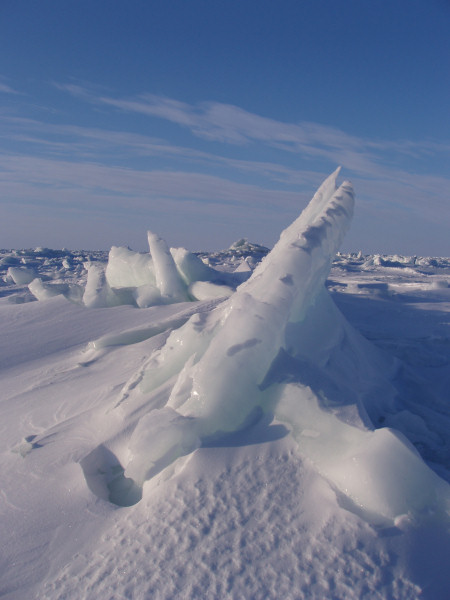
[1,173,450,599]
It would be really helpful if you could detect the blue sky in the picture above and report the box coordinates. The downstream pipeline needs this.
[1,0,449,255]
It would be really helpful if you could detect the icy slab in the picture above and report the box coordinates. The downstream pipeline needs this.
[147,232,189,303]
[277,383,450,523]
[29,278,62,301]
[170,247,217,284]
[132,283,162,308]
[166,168,355,431]
[234,258,252,273]
[7,266,36,285]
[28,278,83,304]
[83,263,119,308]
[125,408,200,484]
[105,246,155,288]
[188,280,234,300]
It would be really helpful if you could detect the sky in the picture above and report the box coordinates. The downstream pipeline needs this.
[0,0,449,255]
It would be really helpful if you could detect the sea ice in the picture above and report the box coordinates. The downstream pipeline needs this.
[125,407,200,484]
[28,278,68,301]
[277,383,450,522]
[147,231,189,303]
[2,175,450,598]
[120,168,450,524]
[188,280,234,300]
[105,246,155,289]
[170,246,217,284]
[7,266,36,285]
[83,263,119,308]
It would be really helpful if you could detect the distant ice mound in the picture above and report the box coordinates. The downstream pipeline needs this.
[102,167,450,523]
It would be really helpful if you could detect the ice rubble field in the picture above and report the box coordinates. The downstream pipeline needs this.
[1,171,450,599]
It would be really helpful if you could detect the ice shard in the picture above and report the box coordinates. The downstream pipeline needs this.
[105,246,155,289]
[167,168,355,430]
[147,231,189,303]
[124,168,355,480]
[83,263,119,308]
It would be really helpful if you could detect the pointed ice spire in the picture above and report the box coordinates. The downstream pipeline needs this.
[147,231,189,303]
[123,170,356,486]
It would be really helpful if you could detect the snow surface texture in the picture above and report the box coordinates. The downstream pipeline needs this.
[1,169,450,598]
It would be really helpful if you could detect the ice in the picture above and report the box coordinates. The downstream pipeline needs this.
[105,246,155,288]
[120,168,450,525]
[98,239,241,308]
[125,170,354,473]
[140,310,222,396]
[29,278,66,301]
[147,231,189,303]
[234,258,252,273]
[2,172,450,597]
[277,383,450,523]
[3,232,253,309]
[188,280,234,300]
[132,283,162,308]
[125,408,200,484]
[170,246,216,284]
[167,169,354,431]
[7,266,36,285]
[83,262,119,308]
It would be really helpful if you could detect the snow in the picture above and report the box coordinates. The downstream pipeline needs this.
[1,169,450,598]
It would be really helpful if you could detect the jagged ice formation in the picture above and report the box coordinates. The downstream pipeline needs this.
[88,167,450,524]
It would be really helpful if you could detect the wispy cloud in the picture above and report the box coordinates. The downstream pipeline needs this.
[2,107,449,223]
[0,153,304,214]
[0,82,20,95]
[96,93,368,155]
[52,84,450,195]
[0,113,323,189]
[1,83,449,253]
[10,86,450,218]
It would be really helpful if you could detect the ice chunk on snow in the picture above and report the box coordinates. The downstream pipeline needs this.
[188,281,234,301]
[7,266,36,285]
[132,284,162,308]
[169,171,354,433]
[276,383,450,523]
[147,232,189,303]
[234,258,252,273]
[170,247,216,284]
[125,408,200,484]
[105,246,155,289]
[83,263,119,308]
[126,169,355,474]
[29,278,65,301]
[28,278,83,304]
